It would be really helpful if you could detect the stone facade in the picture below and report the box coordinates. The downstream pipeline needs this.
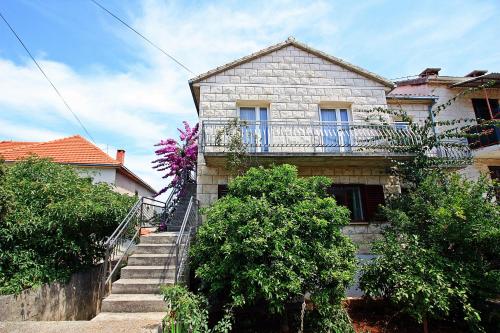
[193,42,399,253]
[197,45,388,122]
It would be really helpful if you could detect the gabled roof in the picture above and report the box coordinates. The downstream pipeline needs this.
[0,135,120,165]
[188,37,394,111]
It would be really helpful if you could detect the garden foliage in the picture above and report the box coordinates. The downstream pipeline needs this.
[360,172,500,332]
[190,164,357,331]
[0,157,135,294]
[161,285,233,333]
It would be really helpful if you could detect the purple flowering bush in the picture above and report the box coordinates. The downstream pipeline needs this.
[153,121,199,196]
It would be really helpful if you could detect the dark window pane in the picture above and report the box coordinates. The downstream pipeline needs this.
[471,98,499,121]
[218,184,229,199]
[362,185,386,221]
[330,185,364,221]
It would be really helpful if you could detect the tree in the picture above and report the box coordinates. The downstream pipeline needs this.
[360,172,500,332]
[0,157,135,294]
[190,164,357,332]
[153,121,199,196]
[0,160,10,223]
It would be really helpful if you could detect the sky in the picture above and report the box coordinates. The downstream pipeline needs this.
[1,0,499,194]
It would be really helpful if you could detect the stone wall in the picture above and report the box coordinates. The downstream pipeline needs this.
[197,45,389,123]
[0,265,102,321]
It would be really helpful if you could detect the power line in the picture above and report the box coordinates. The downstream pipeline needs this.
[90,0,194,74]
[0,10,97,143]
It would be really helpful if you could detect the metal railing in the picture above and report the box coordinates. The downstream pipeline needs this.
[201,120,421,154]
[100,197,167,292]
[174,196,199,283]
[466,123,500,149]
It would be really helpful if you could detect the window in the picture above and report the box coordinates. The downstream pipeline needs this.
[239,106,269,152]
[471,99,499,121]
[330,185,364,221]
[218,184,229,199]
[394,121,409,130]
[328,184,385,222]
[320,108,352,152]
[467,99,500,148]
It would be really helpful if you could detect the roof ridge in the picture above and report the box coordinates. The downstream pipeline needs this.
[189,37,394,88]
[71,135,120,164]
[2,135,84,154]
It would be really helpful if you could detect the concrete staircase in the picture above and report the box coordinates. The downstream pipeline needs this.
[166,184,196,232]
[93,232,178,321]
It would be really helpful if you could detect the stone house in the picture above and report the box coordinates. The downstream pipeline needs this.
[188,37,499,253]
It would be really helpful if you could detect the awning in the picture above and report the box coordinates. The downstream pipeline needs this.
[451,73,500,88]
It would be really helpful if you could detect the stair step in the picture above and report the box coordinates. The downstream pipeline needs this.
[112,278,174,294]
[121,266,175,279]
[101,294,166,313]
[133,244,176,255]
[140,232,178,244]
[128,254,176,266]
[92,312,166,322]
[0,320,162,333]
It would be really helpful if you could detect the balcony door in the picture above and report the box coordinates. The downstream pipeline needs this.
[239,106,269,152]
[320,108,351,152]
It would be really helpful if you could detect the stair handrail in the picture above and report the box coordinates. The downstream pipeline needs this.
[174,196,199,283]
[100,195,173,296]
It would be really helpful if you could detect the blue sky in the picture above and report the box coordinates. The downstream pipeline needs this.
[1,0,499,192]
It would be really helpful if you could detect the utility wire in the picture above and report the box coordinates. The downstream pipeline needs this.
[90,0,194,74]
[0,10,96,143]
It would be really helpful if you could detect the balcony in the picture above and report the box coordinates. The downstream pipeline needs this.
[200,120,471,166]
[466,124,500,149]
[465,124,500,159]
[200,120,420,164]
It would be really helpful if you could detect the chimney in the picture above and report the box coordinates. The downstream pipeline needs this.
[116,149,125,164]
[465,70,487,78]
[419,68,441,78]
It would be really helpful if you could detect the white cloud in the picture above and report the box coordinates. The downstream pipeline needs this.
[0,119,66,142]
[1,0,499,195]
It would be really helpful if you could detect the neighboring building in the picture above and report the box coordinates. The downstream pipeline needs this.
[0,135,156,197]
[388,68,500,182]
[189,37,499,253]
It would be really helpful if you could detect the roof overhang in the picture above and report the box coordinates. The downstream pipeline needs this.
[450,73,500,88]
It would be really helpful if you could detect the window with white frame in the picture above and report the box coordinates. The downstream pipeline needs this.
[320,108,352,152]
[239,106,269,152]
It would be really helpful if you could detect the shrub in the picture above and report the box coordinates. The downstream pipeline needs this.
[0,157,135,294]
[360,172,500,332]
[190,164,357,331]
[161,285,233,333]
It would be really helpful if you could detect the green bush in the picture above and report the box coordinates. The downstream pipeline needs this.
[190,164,357,331]
[161,285,233,333]
[0,157,135,294]
[360,172,500,332]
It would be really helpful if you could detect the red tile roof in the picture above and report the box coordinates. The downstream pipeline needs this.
[0,141,36,152]
[387,84,438,98]
[0,135,120,165]
[0,135,156,194]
